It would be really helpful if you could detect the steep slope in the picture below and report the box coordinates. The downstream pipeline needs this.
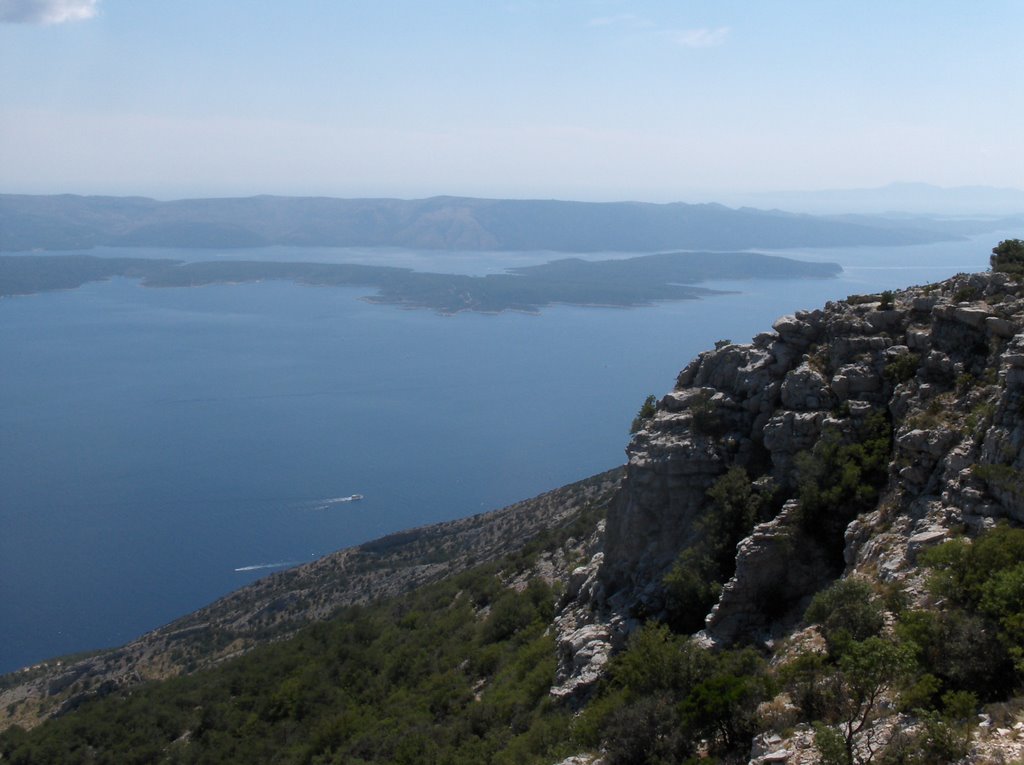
[596,268,1023,636]
[546,261,1024,763]
[0,470,621,732]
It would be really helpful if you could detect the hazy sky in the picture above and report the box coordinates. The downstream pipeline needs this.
[1,0,1022,201]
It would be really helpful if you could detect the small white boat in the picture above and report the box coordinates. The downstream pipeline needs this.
[323,494,363,504]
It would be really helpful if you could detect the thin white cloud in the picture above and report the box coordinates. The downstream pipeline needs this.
[0,0,99,24]
[588,13,654,29]
[665,26,731,48]
[589,15,730,50]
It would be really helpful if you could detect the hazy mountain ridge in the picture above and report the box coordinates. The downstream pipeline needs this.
[725,182,1024,216]
[0,193,961,253]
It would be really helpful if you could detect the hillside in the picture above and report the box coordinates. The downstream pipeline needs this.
[0,194,958,252]
[4,243,1024,764]
[0,470,622,731]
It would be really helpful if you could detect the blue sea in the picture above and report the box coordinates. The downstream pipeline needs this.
[0,234,1001,673]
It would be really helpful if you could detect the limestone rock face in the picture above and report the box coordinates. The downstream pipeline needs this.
[780,363,833,411]
[597,270,1024,643]
[702,501,832,645]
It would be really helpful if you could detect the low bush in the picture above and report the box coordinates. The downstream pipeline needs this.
[991,239,1024,276]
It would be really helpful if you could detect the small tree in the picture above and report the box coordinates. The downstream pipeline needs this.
[813,637,915,765]
[805,578,885,654]
[630,394,658,434]
[990,239,1024,276]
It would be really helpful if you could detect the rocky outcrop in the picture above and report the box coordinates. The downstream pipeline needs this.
[703,501,831,645]
[595,269,1024,646]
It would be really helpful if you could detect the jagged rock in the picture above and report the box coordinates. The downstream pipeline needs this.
[762,411,825,480]
[897,426,959,461]
[907,528,949,559]
[565,552,604,603]
[988,315,1017,338]
[780,363,833,411]
[769,339,802,374]
[772,313,820,349]
[581,268,1024,760]
[703,502,832,645]
[595,269,1024,649]
[833,362,882,398]
[554,623,612,690]
[552,756,600,765]
[906,328,932,351]
[921,349,955,381]
[866,308,905,333]
[934,303,993,330]
[550,605,630,702]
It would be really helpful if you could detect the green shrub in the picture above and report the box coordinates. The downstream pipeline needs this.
[813,721,850,765]
[795,411,892,562]
[663,548,722,633]
[911,525,1024,697]
[973,462,1024,505]
[630,394,658,434]
[991,238,1024,276]
[678,649,767,755]
[897,608,1012,701]
[804,578,885,654]
[663,468,770,632]
[953,284,980,302]
[595,628,768,763]
[612,623,710,698]
[920,525,1024,610]
[883,352,919,384]
[882,705,975,765]
[808,637,915,765]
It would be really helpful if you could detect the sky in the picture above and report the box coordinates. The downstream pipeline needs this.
[1,0,1022,202]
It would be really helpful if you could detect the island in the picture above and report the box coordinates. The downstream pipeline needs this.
[0,251,841,314]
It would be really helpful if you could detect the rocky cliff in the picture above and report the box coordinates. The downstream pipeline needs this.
[548,266,1024,761]
[599,269,1022,623]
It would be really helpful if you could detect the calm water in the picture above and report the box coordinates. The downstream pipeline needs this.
[0,234,1000,672]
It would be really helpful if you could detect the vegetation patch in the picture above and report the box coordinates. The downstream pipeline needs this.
[991,239,1024,278]
[663,468,774,632]
[629,394,658,434]
[795,411,892,563]
[883,352,919,384]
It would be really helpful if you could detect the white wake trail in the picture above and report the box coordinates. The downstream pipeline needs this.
[233,561,302,573]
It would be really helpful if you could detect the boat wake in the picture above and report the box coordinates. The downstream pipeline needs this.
[314,494,364,510]
[233,561,302,573]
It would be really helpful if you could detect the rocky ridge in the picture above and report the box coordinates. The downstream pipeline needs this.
[607,270,1022,628]
[551,267,1024,761]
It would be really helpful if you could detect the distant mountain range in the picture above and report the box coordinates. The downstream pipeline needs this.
[0,193,979,253]
[720,182,1024,216]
